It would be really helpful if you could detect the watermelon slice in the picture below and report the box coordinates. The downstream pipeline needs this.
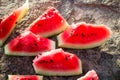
[33,48,82,76]
[0,0,29,46]
[4,31,55,56]
[57,22,112,49]
[8,75,43,80]
[77,70,99,80]
[26,7,69,37]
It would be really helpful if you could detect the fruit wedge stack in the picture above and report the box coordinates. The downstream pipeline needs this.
[0,0,112,80]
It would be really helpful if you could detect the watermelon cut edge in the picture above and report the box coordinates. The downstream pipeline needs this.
[37,20,69,37]
[57,22,112,49]
[77,70,99,80]
[32,49,82,76]
[0,0,29,46]
[27,7,69,38]
[33,59,82,76]
[8,75,43,80]
[4,39,55,56]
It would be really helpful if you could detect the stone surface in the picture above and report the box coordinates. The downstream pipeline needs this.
[0,0,120,80]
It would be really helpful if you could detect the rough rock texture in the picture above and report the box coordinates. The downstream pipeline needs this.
[0,0,120,80]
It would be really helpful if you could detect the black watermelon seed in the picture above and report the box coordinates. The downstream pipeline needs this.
[15,22,18,24]
[65,57,68,61]
[50,59,53,63]
[81,33,85,37]
[37,24,41,27]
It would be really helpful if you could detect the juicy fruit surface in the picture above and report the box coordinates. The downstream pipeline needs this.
[0,0,29,46]
[27,7,69,37]
[57,22,111,49]
[77,70,99,80]
[5,31,55,56]
[8,75,43,80]
[33,49,82,76]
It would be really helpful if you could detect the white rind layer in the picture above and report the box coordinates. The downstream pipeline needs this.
[4,40,55,56]
[33,59,82,76]
[57,24,112,49]
[57,34,110,49]
[37,20,69,37]
[8,75,43,80]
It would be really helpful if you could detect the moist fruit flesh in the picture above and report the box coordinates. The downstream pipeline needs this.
[33,49,82,76]
[4,31,55,56]
[27,7,69,37]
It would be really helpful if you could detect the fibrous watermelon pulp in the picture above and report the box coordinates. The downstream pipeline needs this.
[27,7,69,37]
[33,49,82,76]
[8,75,43,80]
[77,70,99,80]
[4,31,55,56]
[0,0,29,46]
[57,22,112,49]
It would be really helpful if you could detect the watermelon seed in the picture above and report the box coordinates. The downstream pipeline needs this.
[9,18,13,21]
[39,60,48,64]
[0,18,2,23]
[37,24,41,27]
[50,59,53,63]
[34,43,37,46]
[75,34,78,36]
[65,57,68,60]
[81,33,85,37]
[15,21,18,24]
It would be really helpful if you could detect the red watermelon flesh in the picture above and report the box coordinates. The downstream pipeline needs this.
[27,7,69,37]
[77,70,99,80]
[0,0,29,46]
[8,75,43,80]
[4,31,55,56]
[57,22,112,49]
[33,49,82,76]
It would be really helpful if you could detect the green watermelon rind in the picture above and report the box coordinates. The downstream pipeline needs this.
[33,59,82,76]
[0,0,29,46]
[4,40,55,56]
[57,24,112,49]
[8,75,43,80]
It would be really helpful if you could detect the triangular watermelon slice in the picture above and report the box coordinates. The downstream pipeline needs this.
[0,0,29,46]
[26,7,69,37]
[8,75,43,80]
[77,70,99,80]
[4,31,55,56]
[57,22,112,49]
[33,49,82,76]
